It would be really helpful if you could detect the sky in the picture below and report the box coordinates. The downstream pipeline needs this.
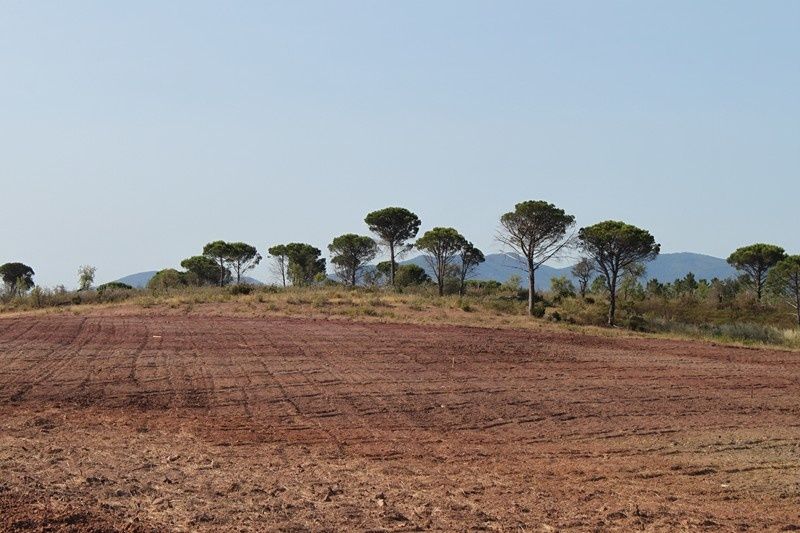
[1,1,798,287]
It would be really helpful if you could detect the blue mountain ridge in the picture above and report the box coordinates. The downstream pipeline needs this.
[401,251,736,289]
[117,252,736,290]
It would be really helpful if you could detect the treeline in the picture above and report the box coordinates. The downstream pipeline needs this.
[2,201,799,327]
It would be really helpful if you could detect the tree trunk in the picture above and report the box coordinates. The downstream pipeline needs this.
[796,289,800,327]
[351,268,357,287]
[438,256,444,296]
[607,272,618,327]
[389,244,396,286]
[527,268,535,316]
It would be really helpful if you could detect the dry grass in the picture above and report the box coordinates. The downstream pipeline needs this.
[4,284,798,352]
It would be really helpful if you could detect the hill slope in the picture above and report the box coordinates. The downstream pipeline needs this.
[116,271,158,288]
[115,271,263,288]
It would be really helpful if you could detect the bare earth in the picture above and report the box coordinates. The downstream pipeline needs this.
[1,310,799,531]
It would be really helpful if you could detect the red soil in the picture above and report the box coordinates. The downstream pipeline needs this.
[1,311,798,531]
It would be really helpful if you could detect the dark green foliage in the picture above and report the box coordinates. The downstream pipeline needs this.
[226,242,262,284]
[284,243,326,286]
[147,269,188,291]
[228,284,254,295]
[394,264,430,288]
[328,234,379,286]
[0,262,35,296]
[531,302,546,318]
[578,220,660,326]
[203,241,234,286]
[375,261,395,284]
[498,200,575,315]
[365,207,421,285]
[727,243,786,301]
[201,240,260,285]
[674,272,699,295]
[181,256,227,286]
[416,227,467,296]
[96,281,133,293]
[96,282,135,303]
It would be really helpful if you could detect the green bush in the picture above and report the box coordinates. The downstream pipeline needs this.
[395,264,431,288]
[228,284,254,295]
[549,276,576,302]
[97,281,133,293]
[552,296,607,326]
[485,297,521,315]
[147,269,187,291]
[624,313,648,332]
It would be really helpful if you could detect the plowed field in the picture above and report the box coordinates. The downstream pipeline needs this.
[1,311,799,531]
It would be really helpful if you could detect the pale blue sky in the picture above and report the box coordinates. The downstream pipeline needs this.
[1,1,798,287]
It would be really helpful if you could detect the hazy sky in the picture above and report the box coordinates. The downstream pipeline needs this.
[1,1,798,287]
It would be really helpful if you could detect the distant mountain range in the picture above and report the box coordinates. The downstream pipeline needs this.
[115,271,158,288]
[117,252,736,290]
[401,252,736,289]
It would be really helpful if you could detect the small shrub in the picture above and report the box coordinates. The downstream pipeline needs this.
[312,296,330,308]
[502,275,521,293]
[29,286,45,308]
[97,282,133,293]
[486,298,519,315]
[258,285,280,294]
[531,302,546,318]
[368,297,389,307]
[624,313,648,332]
[715,322,783,344]
[148,269,187,291]
[408,299,426,311]
[228,284,253,295]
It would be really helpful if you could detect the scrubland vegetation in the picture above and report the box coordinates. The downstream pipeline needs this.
[2,201,798,348]
[2,276,799,350]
